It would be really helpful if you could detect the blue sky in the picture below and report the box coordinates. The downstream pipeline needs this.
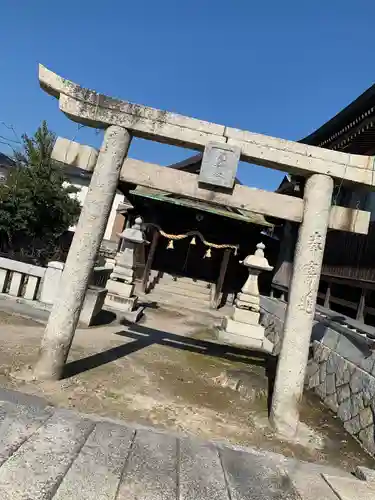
[1,0,375,190]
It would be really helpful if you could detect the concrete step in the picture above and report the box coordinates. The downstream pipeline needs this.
[54,422,134,499]
[0,401,53,467]
[162,274,212,291]
[0,394,354,500]
[146,290,213,312]
[0,408,94,499]
[155,283,211,302]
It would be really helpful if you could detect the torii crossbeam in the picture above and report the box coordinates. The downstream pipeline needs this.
[35,64,374,439]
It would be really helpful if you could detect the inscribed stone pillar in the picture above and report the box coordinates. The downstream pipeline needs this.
[34,125,131,380]
[270,174,334,437]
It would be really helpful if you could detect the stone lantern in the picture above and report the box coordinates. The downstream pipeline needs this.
[105,216,146,320]
[218,242,274,351]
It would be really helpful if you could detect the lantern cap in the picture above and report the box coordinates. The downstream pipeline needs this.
[241,242,273,271]
[118,216,145,244]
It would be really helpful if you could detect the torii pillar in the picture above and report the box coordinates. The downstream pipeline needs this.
[270,174,334,436]
[34,126,131,380]
[34,64,371,441]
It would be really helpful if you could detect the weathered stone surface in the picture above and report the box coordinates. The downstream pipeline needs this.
[289,470,340,500]
[221,318,266,339]
[338,399,352,422]
[335,356,352,386]
[106,279,134,297]
[360,354,375,375]
[326,354,338,375]
[232,307,260,325]
[79,287,107,327]
[344,415,362,435]
[0,392,366,500]
[358,426,375,454]
[116,430,177,500]
[323,474,375,500]
[319,363,327,384]
[349,369,365,394]
[313,342,324,361]
[264,302,375,454]
[0,410,94,499]
[337,384,351,404]
[305,360,319,387]
[199,142,240,189]
[40,64,375,189]
[315,382,327,399]
[35,126,132,381]
[54,422,134,500]
[362,376,375,405]
[220,447,296,500]
[0,401,52,466]
[325,373,336,396]
[217,327,263,350]
[106,294,137,313]
[224,126,368,169]
[351,392,364,417]
[354,465,375,482]
[52,137,98,172]
[321,330,340,350]
[40,261,64,304]
[179,438,229,500]
[61,93,227,151]
[307,369,320,389]
[335,334,368,367]
[358,407,374,429]
[316,343,331,362]
[324,393,339,413]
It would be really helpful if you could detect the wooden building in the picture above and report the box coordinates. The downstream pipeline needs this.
[272,83,375,324]
[119,155,279,310]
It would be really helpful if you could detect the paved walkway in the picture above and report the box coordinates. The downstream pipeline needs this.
[0,390,374,499]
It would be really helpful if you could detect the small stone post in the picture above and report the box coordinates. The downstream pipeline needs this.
[270,173,334,437]
[40,262,65,304]
[218,243,273,350]
[105,216,146,320]
[34,126,131,380]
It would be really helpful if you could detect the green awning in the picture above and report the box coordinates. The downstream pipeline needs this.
[129,189,273,227]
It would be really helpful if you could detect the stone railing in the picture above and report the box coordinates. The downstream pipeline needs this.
[0,258,110,327]
[260,295,375,457]
[0,257,46,301]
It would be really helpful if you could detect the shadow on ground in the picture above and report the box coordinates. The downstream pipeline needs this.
[63,323,277,404]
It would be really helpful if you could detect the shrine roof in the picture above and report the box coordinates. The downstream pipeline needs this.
[122,153,271,227]
[301,83,375,155]
[127,188,273,227]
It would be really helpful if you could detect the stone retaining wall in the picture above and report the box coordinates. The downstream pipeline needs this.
[260,296,375,456]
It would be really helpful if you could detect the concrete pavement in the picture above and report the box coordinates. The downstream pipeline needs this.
[0,389,373,499]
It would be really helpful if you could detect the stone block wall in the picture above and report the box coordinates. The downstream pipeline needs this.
[260,296,375,457]
[306,338,375,456]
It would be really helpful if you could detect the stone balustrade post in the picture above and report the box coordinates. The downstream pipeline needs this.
[270,174,334,438]
[40,262,64,304]
[34,126,132,380]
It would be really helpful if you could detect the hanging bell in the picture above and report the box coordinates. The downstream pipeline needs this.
[190,236,196,245]
[167,240,174,249]
[204,247,212,258]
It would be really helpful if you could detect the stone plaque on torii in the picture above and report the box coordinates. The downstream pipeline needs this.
[34,64,374,439]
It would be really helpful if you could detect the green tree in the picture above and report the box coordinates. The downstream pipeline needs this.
[0,121,81,264]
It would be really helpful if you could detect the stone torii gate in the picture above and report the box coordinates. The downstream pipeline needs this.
[34,64,374,438]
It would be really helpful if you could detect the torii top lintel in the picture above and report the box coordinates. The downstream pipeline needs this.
[39,64,375,188]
